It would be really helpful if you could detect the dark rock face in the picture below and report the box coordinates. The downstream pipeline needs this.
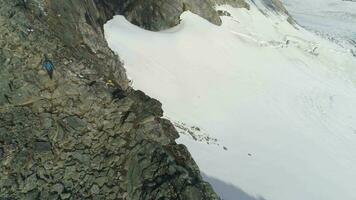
[0,0,220,199]
[99,0,249,31]
[127,142,218,200]
[254,0,296,24]
[259,0,288,14]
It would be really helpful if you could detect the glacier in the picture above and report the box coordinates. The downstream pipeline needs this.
[105,1,356,200]
[283,0,356,49]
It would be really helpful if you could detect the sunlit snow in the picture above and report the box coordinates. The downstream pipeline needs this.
[283,0,356,43]
[105,2,356,200]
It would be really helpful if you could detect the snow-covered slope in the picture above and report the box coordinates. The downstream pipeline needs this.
[105,1,356,200]
[283,0,356,49]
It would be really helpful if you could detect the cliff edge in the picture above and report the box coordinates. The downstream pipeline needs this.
[0,0,219,199]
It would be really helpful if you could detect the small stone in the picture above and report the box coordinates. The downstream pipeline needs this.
[223,146,228,151]
[23,174,38,192]
[51,183,64,194]
[81,135,92,147]
[107,193,116,200]
[60,193,71,199]
[71,151,90,164]
[40,190,50,199]
[63,116,86,130]
[40,113,53,129]
[0,147,3,158]
[49,194,59,200]
[64,166,78,180]
[107,169,115,178]
[217,10,232,17]
[191,126,201,131]
[62,180,73,190]
[0,177,15,188]
[25,189,40,200]
[103,120,115,130]
[90,184,100,195]
[33,141,52,152]
[122,192,128,199]
[94,176,108,187]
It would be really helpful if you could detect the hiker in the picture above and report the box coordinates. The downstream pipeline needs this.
[42,54,55,79]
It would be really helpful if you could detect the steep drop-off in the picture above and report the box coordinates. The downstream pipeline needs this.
[0,0,220,199]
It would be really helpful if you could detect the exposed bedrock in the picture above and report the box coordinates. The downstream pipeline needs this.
[0,0,220,199]
[0,0,294,199]
[99,0,250,30]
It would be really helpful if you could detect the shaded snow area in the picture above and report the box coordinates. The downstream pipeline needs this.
[283,0,356,49]
[105,2,356,200]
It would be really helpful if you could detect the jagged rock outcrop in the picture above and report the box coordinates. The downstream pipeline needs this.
[100,0,292,31]
[99,0,249,31]
[0,0,220,199]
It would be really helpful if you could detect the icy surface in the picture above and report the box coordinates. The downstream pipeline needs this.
[105,3,356,200]
[283,0,356,44]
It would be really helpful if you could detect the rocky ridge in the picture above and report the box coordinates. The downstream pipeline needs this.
[99,0,250,31]
[0,0,291,199]
[0,0,220,199]
[110,0,291,31]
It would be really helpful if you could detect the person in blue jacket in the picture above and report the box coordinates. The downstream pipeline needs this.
[42,54,55,79]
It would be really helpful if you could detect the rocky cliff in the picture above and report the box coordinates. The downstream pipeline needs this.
[0,0,293,199]
[98,0,249,31]
[0,0,220,199]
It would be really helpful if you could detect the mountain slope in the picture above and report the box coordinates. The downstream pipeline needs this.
[283,0,356,49]
[105,1,356,200]
[0,0,219,199]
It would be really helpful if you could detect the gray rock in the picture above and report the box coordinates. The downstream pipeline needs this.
[218,10,232,16]
[24,189,40,200]
[63,116,86,131]
[60,193,71,200]
[90,184,100,195]
[95,177,108,187]
[0,177,15,189]
[49,194,59,200]
[39,190,50,200]
[62,180,74,190]
[64,166,79,181]
[0,0,221,199]
[23,174,38,193]
[33,141,52,152]
[40,113,53,129]
[106,0,250,31]
[127,141,219,200]
[71,151,90,164]
[51,183,64,194]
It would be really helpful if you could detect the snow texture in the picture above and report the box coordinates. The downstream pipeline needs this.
[283,0,356,48]
[105,1,356,200]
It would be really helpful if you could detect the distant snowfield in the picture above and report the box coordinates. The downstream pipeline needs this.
[105,2,356,200]
[283,0,356,43]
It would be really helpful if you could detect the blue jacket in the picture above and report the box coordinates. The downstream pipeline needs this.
[42,59,55,79]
